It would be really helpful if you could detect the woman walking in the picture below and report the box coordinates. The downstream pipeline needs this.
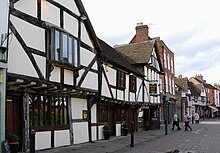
[184,112,192,131]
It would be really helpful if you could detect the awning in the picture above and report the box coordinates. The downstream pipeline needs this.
[208,106,218,112]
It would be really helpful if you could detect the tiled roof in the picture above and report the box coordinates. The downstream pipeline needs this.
[188,82,200,95]
[175,77,188,92]
[114,40,155,64]
[98,38,144,77]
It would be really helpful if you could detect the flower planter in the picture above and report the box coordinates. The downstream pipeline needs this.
[122,128,129,136]
[8,142,19,153]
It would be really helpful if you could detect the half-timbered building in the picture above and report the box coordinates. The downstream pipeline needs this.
[97,38,145,137]
[7,0,101,151]
[115,23,164,130]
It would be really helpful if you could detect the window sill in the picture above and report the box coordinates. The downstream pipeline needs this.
[49,60,83,71]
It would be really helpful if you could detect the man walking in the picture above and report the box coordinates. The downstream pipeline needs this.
[172,112,181,130]
[184,112,192,131]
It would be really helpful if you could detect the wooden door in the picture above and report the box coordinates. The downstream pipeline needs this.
[6,94,23,151]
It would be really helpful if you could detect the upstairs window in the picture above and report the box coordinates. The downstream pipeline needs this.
[129,75,137,92]
[117,70,126,89]
[50,28,79,68]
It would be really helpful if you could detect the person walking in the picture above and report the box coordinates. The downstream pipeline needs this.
[184,112,192,131]
[172,112,181,130]
[194,112,200,124]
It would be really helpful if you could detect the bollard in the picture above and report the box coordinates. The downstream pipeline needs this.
[30,129,36,153]
[165,119,167,135]
[130,121,134,147]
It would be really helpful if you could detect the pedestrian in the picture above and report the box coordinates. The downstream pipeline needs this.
[184,112,192,131]
[194,112,200,124]
[172,112,181,130]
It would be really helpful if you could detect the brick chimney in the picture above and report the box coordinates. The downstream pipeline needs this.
[195,74,203,81]
[178,74,182,78]
[130,22,149,44]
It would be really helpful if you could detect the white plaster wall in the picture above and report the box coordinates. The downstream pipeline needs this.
[137,78,143,102]
[35,131,51,150]
[117,90,124,101]
[11,15,45,52]
[115,124,121,136]
[54,0,80,16]
[50,66,60,83]
[14,0,37,18]
[0,0,9,47]
[64,12,78,37]
[41,1,60,27]
[101,74,112,97]
[80,48,96,67]
[34,54,46,78]
[64,69,74,85]
[54,130,70,147]
[81,23,93,47]
[73,122,89,144]
[125,75,129,101]
[8,33,38,77]
[98,125,104,140]
[130,92,136,102]
[91,104,97,123]
[79,71,98,90]
[91,126,97,141]
[71,98,87,119]
[105,66,116,86]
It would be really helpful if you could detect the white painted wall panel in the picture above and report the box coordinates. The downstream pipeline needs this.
[64,12,78,37]
[35,131,51,150]
[137,78,142,102]
[73,122,89,144]
[116,124,121,136]
[50,66,60,83]
[14,0,37,18]
[54,0,80,16]
[80,71,98,90]
[80,48,95,67]
[91,104,97,123]
[130,92,135,102]
[81,23,93,47]
[125,75,129,101]
[71,98,87,119]
[54,130,70,147]
[104,66,116,86]
[11,16,45,52]
[0,0,9,47]
[34,54,46,78]
[64,69,74,85]
[8,34,38,77]
[117,90,124,101]
[98,125,104,140]
[91,126,97,141]
[42,1,60,27]
[101,75,111,97]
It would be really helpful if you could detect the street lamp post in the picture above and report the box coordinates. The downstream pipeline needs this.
[0,46,7,152]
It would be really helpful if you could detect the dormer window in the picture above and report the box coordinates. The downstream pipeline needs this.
[48,28,79,68]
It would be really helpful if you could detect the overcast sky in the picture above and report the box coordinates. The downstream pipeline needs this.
[82,0,220,85]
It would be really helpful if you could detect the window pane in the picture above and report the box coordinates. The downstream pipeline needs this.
[63,34,68,61]
[73,39,78,67]
[55,30,60,61]
[68,37,73,64]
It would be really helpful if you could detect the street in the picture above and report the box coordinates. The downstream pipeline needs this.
[36,119,220,153]
[115,119,220,153]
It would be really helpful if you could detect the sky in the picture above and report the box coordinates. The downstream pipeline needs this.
[82,0,220,85]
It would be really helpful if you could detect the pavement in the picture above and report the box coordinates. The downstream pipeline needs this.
[36,119,220,153]
[36,123,175,153]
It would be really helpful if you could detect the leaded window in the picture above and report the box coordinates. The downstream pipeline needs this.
[49,28,79,68]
